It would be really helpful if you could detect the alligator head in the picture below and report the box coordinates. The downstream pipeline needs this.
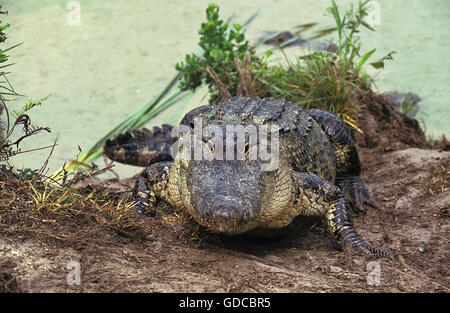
[168,122,292,234]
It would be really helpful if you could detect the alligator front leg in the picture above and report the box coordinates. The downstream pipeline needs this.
[291,171,392,257]
[308,109,379,212]
[132,161,173,215]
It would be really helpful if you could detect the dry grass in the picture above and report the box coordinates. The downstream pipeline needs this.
[0,168,144,240]
[426,164,449,196]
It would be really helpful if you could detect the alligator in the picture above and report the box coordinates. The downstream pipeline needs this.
[104,97,392,257]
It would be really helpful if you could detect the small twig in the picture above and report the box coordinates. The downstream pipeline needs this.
[103,153,120,181]
[234,53,254,97]
[38,135,59,177]
[205,65,232,100]
[9,144,57,155]
[3,124,51,149]
[196,57,232,100]
[244,53,253,90]
[234,58,246,97]
[279,46,293,71]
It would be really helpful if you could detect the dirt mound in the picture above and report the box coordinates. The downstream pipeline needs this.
[354,90,431,152]
[0,93,448,293]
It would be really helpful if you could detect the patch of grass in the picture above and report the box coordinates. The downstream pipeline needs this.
[398,96,421,118]
[258,53,363,128]
[0,168,144,240]
[176,1,394,130]
[258,0,395,128]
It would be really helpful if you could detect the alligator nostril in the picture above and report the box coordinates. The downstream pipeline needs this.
[213,206,242,220]
[205,202,244,232]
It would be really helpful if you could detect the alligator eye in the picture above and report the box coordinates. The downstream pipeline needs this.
[206,139,215,154]
[241,142,250,156]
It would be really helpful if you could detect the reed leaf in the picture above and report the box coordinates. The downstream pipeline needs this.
[356,48,376,71]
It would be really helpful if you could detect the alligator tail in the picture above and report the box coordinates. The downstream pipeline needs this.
[104,124,175,166]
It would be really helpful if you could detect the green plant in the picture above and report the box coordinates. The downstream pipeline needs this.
[254,0,396,129]
[0,6,50,165]
[259,54,360,124]
[326,0,396,76]
[174,1,394,130]
[0,6,14,136]
[176,3,265,102]
[328,0,376,71]
[0,165,38,180]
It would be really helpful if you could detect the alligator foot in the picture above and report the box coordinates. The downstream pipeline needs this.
[308,109,379,213]
[132,175,155,216]
[132,161,173,216]
[336,175,379,213]
[292,171,392,258]
[326,198,392,257]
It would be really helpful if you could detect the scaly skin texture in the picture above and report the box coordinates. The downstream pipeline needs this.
[105,97,392,257]
[104,125,174,166]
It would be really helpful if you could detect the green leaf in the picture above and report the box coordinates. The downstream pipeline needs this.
[2,42,22,53]
[308,26,337,41]
[294,22,318,32]
[369,60,384,69]
[361,20,376,31]
[369,50,396,69]
[12,94,51,118]
[233,24,242,31]
[328,0,342,51]
[355,48,376,71]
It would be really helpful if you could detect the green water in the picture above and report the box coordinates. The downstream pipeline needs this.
[2,0,449,177]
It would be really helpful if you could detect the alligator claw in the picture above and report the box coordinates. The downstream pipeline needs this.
[339,235,394,258]
[326,199,393,258]
[337,175,379,214]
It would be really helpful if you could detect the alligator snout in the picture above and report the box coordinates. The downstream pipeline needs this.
[201,201,245,234]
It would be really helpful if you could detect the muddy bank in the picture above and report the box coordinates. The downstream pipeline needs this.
[1,146,448,293]
[0,93,449,293]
